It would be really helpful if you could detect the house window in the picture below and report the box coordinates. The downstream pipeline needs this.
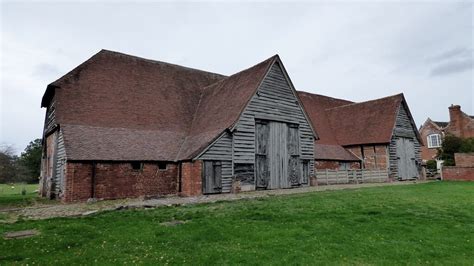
[131,162,143,170]
[427,134,442,148]
[158,162,167,170]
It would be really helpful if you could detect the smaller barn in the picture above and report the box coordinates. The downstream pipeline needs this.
[299,92,423,180]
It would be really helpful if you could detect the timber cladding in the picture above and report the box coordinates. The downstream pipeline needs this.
[197,62,316,192]
[63,162,178,202]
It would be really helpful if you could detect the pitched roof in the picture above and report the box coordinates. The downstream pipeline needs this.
[326,94,404,146]
[43,50,279,161]
[177,56,277,160]
[300,92,420,161]
[314,144,360,161]
[298,92,352,145]
[61,124,186,161]
[432,121,449,128]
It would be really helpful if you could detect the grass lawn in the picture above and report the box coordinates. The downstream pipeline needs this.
[0,181,473,264]
[0,183,40,209]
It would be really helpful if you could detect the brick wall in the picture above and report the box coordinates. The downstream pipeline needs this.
[455,153,474,167]
[346,145,388,170]
[419,122,442,161]
[446,105,474,139]
[63,162,178,202]
[180,160,203,197]
[315,161,339,170]
[442,167,474,181]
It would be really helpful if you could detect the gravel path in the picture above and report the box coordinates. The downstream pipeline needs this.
[3,181,428,221]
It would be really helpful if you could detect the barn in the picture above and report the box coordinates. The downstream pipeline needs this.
[298,92,423,180]
[39,50,317,201]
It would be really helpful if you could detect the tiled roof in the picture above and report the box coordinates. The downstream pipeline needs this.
[42,50,277,161]
[299,92,419,161]
[326,94,404,146]
[432,121,449,128]
[314,144,360,161]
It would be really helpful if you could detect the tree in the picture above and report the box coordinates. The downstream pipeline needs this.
[438,135,474,166]
[17,139,42,183]
[0,144,18,183]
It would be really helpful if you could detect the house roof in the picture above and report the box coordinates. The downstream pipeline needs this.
[42,50,282,161]
[432,121,449,128]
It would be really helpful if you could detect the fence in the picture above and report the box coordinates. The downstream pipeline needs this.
[315,169,389,185]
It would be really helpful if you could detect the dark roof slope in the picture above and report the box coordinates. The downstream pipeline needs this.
[298,92,352,145]
[177,56,277,160]
[326,94,404,146]
[61,124,186,161]
[43,50,279,161]
[433,121,449,128]
[314,144,360,161]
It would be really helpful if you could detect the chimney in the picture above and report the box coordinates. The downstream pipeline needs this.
[448,104,464,137]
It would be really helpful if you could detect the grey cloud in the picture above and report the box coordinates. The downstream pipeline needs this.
[427,47,472,63]
[430,59,473,76]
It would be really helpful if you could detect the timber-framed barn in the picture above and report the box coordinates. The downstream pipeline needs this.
[39,50,422,202]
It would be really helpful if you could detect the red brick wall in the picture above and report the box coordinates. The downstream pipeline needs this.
[442,167,474,181]
[315,161,339,170]
[446,105,474,139]
[63,162,178,202]
[419,122,442,161]
[347,145,388,170]
[455,153,474,167]
[180,160,203,197]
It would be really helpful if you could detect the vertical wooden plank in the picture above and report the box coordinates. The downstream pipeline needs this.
[203,161,213,194]
[255,121,269,189]
[213,161,222,192]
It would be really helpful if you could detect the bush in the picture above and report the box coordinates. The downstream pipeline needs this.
[426,160,437,171]
[438,136,474,166]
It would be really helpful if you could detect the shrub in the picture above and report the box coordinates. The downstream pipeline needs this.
[426,160,437,171]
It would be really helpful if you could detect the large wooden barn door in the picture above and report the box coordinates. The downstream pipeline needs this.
[396,138,418,180]
[268,121,288,189]
[203,161,222,194]
[256,120,301,189]
[256,121,270,189]
[287,124,301,187]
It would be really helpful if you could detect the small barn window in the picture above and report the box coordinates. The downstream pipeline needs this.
[131,162,143,170]
[427,134,442,148]
[158,162,167,170]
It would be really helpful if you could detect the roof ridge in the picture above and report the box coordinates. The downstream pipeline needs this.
[176,54,279,160]
[297,90,353,103]
[100,49,227,78]
[326,93,404,111]
[200,54,279,93]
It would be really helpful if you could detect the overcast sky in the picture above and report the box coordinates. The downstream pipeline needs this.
[1,1,472,154]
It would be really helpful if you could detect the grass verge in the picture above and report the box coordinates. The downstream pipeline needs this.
[0,181,472,264]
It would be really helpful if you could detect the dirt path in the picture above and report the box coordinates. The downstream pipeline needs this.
[2,181,429,221]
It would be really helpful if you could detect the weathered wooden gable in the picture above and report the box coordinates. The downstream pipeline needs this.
[389,102,421,178]
[233,61,315,184]
[198,60,315,190]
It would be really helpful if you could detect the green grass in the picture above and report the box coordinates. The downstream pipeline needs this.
[1,182,473,265]
[0,183,40,208]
